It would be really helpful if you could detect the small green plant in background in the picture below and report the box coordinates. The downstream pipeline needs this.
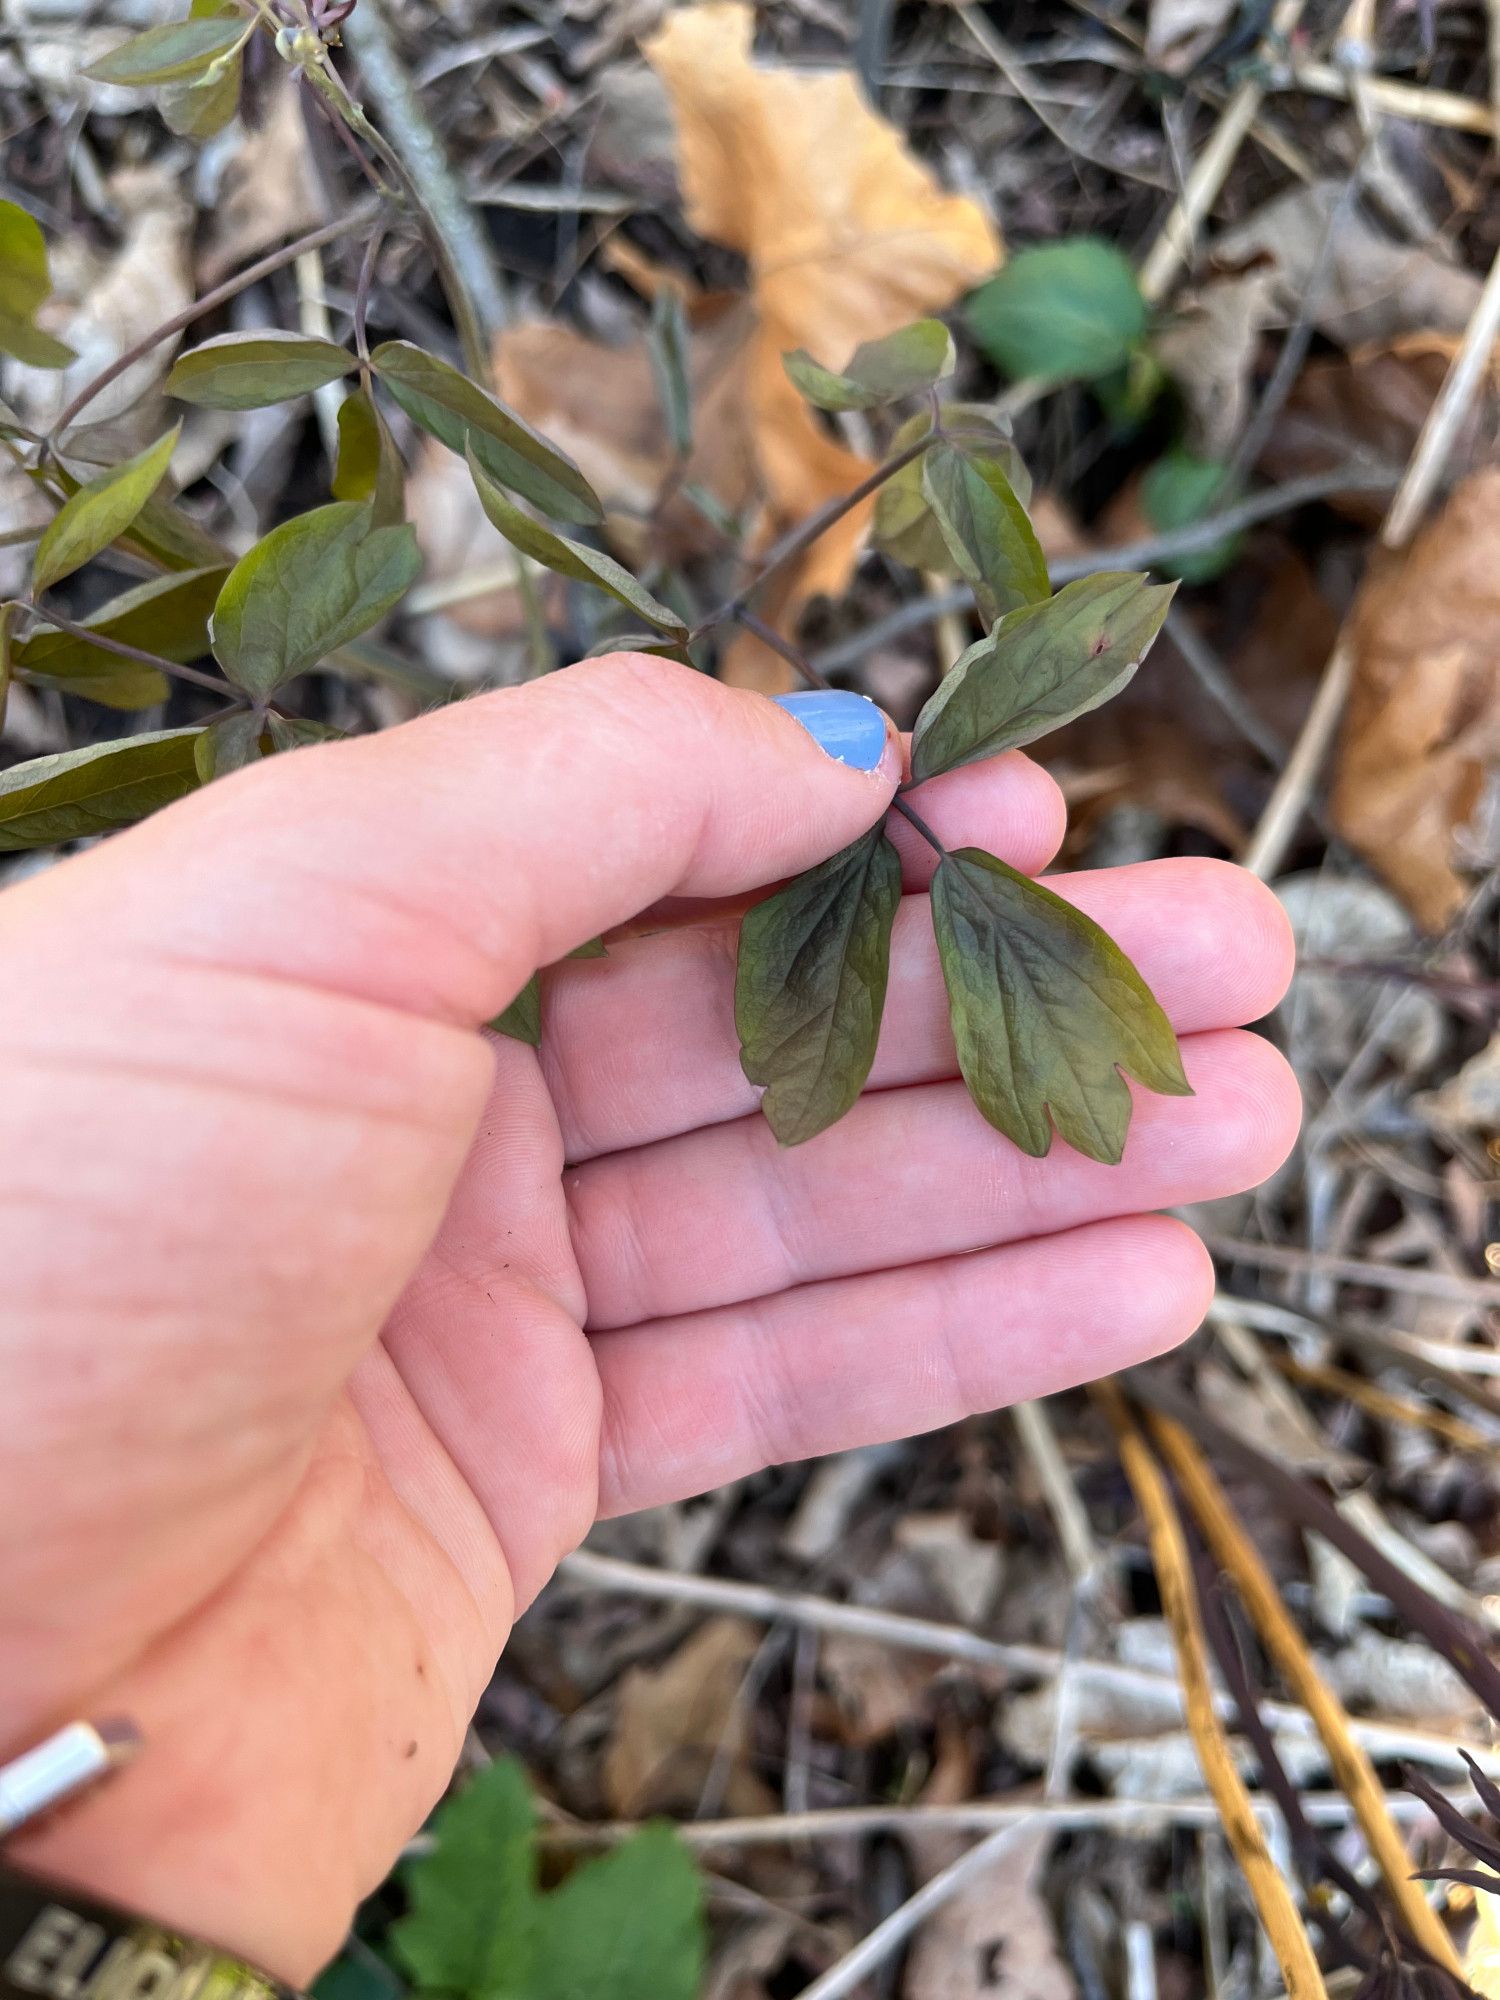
[0,2,1200,1167]
[312,1758,705,2000]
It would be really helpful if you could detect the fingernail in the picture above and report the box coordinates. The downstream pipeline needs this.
[771,690,890,772]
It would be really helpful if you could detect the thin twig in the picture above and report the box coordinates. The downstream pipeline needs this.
[1206,1231,1500,1307]
[18,604,235,697]
[1242,237,1500,880]
[534,1788,1467,1852]
[1276,60,1494,136]
[1138,0,1309,303]
[554,1550,1500,1774]
[48,212,372,442]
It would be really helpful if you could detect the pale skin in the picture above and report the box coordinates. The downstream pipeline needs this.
[0,654,1299,1982]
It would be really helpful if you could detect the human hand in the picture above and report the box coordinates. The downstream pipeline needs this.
[0,655,1297,1980]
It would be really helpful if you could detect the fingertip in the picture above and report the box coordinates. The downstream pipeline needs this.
[1174,859,1298,1020]
[890,750,1067,887]
[1128,1213,1217,1358]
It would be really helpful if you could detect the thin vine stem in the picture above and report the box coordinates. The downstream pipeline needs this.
[695,428,939,638]
[47,211,374,443]
[734,607,835,690]
[889,793,948,858]
[17,603,237,697]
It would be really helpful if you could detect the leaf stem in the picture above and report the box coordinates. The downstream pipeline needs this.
[888,793,948,858]
[17,603,236,696]
[733,607,835,691]
[47,211,374,443]
[695,429,938,637]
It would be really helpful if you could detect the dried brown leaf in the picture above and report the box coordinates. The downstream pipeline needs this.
[1332,467,1500,932]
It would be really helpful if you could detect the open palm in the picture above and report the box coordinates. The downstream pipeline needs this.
[0,659,1297,1982]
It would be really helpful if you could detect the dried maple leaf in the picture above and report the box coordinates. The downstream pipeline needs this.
[642,1,1000,688]
[1332,467,1500,932]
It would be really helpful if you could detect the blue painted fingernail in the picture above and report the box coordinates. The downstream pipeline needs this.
[772,690,889,771]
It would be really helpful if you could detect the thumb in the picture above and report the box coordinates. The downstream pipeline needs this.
[20,655,901,1021]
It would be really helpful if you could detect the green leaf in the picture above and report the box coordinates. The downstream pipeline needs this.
[920,442,1049,626]
[967,240,1148,384]
[391,1758,539,1994]
[489,973,542,1045]
[736,826,902,1146]
[17,567,226,708]
[0,199,75,370]
[872,407,1030,574]
[371,340,602,526]
[194,710,267,782]
[0,728,201,850]
[465,440,687,641]
[265,714,345,755]
[1139,448,1242,583]
[530,1824,706,2000]
[35,464,230,574]
[159,0,244,138]
[649,292,693,456]
[332,388,405,525]
[83,18,247,85]
[910,570,1176,784]
[33,426,181,595]
[783,319,955,413]
[167,331,356,410]
[210,501,422,696]
[931,847,1191,1162]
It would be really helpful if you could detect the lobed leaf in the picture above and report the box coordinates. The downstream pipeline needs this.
[83,18,246,85]
[210,501,422,696]
[783,319,955,413]
[930,846,1190,1162]
[33,425,181,594]
[919,441,1049,626]
[371,340,602,526]
[0,199,75,369]
[167,331,356,410]
[967,239,1147,385]
[0,728,202,850]
[736,825,902,1146]
[529,1823,706,2000]
[465,439,687,640]
[391,1758,539,1993]
[332,388,405,525]
[910,570,1176,783]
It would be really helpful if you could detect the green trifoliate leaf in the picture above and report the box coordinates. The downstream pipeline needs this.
[0,199,75,369]
[16,567,226,711]
[872,407,1031,574]
[649,291,693,456]
[931,847,1190,1163]
[967,240,1148,384]
[392,1757,540,1993]
[33,426,181,595]
[332,388,406,525]
[83,18,247,85]
[166,331,356,410]
[920,441,1049,625]
[1139,448,1242,583]
[210,501,422,697]
[489,974,542,1045]
[783,319,956,413]
[910,571,1176,784]
[736,825,902,1146]
[194,710,268,782]
[465,439,687,640]
[529,1823,706,2000]
[371,340,602,526]
[0,728,201,850]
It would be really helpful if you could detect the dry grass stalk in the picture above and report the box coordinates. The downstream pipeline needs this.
[1145,1408,1464,1975]
[1097,1382,1329,2000]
